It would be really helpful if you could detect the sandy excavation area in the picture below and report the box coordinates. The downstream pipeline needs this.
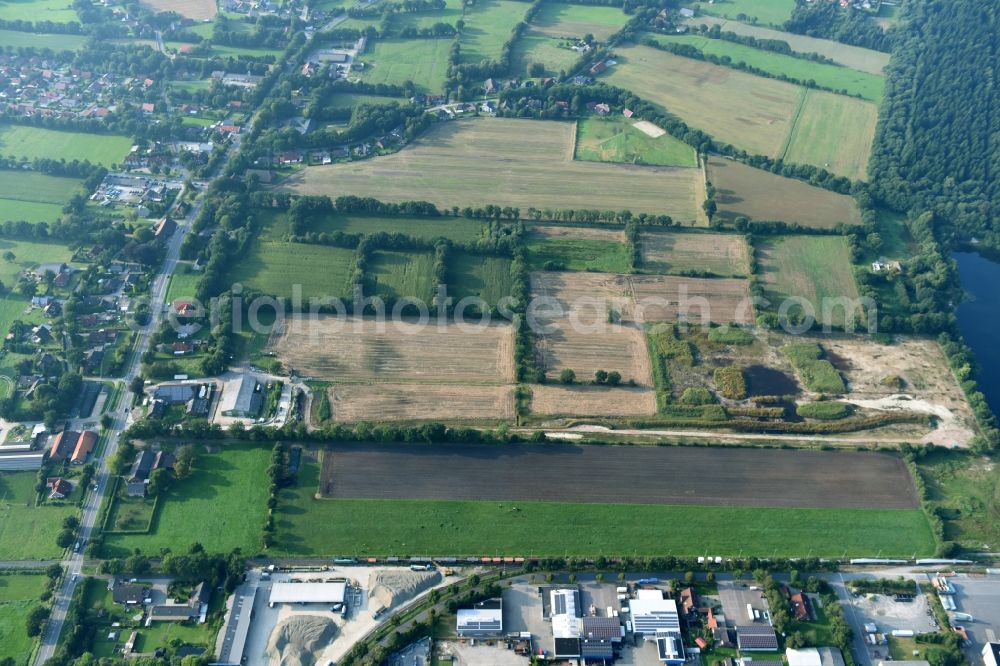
[817,336,979,446]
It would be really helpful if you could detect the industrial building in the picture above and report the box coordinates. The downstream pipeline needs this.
[268,581,347,606]
[786,648,847,666]
[737,625,779,651]
[215,583,257,666]
[629,590,684,665]
[219,374,263,418]
[456,598,503,637]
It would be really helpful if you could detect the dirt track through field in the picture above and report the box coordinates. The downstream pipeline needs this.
[318,443,920,509]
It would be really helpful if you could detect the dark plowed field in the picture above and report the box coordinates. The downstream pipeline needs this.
[318,443,918,509]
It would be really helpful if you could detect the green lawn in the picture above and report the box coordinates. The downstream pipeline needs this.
[0,0,77,23]
[0,573,47,666]
[0,472,78,560]
[354,38,451,92]
[0,28,87,50]
[368,249,437,302]
[103,444,272,558]
[510,33,582,77]
[575,116,697,167]
[447,252,513,309]
[169,79,212,93]
[648,33,883,102]
[165,263,201,304]
[0,236,75,285]
[132,621,216,653]
[0,170,84,224]
[757,235,861,328]
[525,234,630,272]
[273,461,936,557]
[695,0,797,28]
[0,124,132,167]
[210,43,284,59]
[460,0,529,63]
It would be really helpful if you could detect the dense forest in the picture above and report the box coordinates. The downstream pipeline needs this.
[869,0,999,247]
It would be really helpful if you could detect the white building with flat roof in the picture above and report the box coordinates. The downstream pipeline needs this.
[268,582,346,606]
[456,599,502,637]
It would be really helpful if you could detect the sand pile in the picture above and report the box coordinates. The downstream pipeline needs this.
[266,615,338,666]
[368,570,441,609]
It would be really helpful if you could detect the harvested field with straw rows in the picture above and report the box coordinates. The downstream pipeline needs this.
[529,383,657,416]
[269,315,514,384]
[328,383,515,422]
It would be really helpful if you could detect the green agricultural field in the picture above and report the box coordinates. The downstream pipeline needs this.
[781,89,878,181]
[757,235,861,327]
[368,250,437,302]
[696,0,797,28]
[0,28,87,50]
[210,44,284,59]
[0,472,78,560]
[0,199,63,225]
[325,92,407,109]
[354,38,451,92]
[231,240,355,301]
[0,124,132,166]
[459,0,529,63]
[0,170,83,225]
[603,45,876,179]
[648,33,883,101]
[312,213,485,242]
[280,118,701,219]
[228,209,356,300]
[165,263,201,305]
[510,33,581,77]
[0,0,77,23]
[273,461,936,557]
[0,573,47,665]
[575,117,697,167]
[447,252,513,308]
[530,2,628,40]
[0,236,75,285]
[525,233,630,272]
[103,445,271,558]
[686,16,890,75]
[395,0,463,30]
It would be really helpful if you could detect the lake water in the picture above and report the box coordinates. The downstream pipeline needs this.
[954,250,1000,415]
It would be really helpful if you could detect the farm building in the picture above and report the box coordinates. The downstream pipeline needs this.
[148,582,211,624]
[738,625,779,651]
[71,431,96,464]
[787,648,847,666]
[456,598,503,637]
[219,374,263,418]
[0,451,44,470]
[48,430,80,461]
[268,581,347,606]
[112,582,150,606]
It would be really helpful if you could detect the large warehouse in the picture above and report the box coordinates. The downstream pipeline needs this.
[268,582,347,606]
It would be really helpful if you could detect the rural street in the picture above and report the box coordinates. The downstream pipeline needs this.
[33,187,199,665]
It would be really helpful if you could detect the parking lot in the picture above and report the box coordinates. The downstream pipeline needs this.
[950,575,1000,666]
[718,579,770,626]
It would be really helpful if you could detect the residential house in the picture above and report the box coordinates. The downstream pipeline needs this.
[46,477,72,499]
[112,581,150,606]
[126,449,156,497]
